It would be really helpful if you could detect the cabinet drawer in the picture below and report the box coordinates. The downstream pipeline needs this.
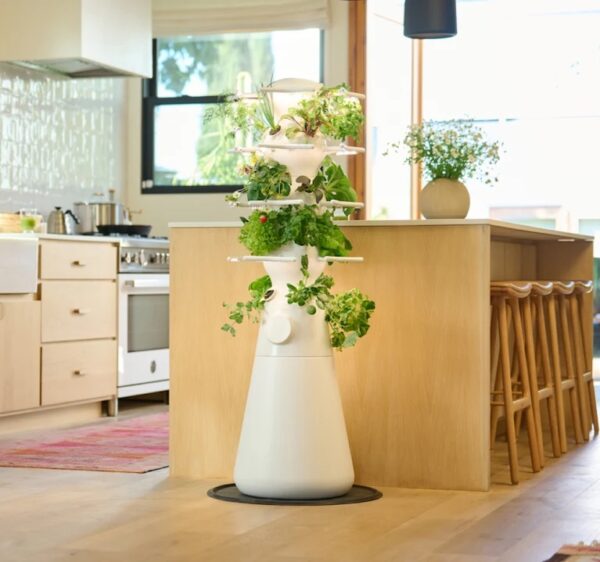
[42,340,116,406]
[41,281,116,342]
[40,241,116,280]
[0,300,40,413]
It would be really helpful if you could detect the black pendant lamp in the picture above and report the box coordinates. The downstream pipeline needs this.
[404,0,457,39]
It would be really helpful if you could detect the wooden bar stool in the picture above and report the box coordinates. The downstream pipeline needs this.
[490,281,541,484]
[570,280,599,437]
[548,281,584,451]
[524,281,562,463]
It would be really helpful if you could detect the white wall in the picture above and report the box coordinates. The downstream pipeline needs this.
[124,0,349,237]
[0,63,126,217]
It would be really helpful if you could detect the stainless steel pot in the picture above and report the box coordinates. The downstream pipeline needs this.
[73,191,130,234]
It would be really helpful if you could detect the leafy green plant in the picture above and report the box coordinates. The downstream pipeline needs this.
[225,156,292,204]
[245,157,291,200]
[286,269,335,317]
[222,275,272,336]
[285,255,375,349]
[325,289,376,349]
[281,84,364,142]
[387,119,501,185]
[239,206,352,257]
[205,83,363,144]
[296,157,358,216]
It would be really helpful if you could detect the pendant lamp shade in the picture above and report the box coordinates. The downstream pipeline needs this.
[404,0,457,39]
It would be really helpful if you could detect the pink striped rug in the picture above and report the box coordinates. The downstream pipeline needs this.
[0,412,169,473]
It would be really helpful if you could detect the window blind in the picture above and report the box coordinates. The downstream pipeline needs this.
[153,0,329,37]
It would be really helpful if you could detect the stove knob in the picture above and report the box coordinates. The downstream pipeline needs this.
[139,249,148,267]
[124,252,132,264]
[149,253,157,264]
[165,252,170,264]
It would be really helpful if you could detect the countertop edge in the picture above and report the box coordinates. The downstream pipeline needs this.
[168,219,594,242]
[0,233,121,243]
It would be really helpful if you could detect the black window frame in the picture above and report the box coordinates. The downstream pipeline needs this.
[141,32,325,195]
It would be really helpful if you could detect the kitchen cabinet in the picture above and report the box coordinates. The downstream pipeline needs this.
[39,240,118,408]
[0,300,41,413]
[0,236,118,420]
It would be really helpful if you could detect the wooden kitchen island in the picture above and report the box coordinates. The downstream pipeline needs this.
[169,220,594,491]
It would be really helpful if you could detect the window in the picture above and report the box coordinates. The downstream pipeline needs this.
[366,0,600,227]
[142,29,323,194]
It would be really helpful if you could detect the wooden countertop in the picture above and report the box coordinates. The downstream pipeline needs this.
[169,218,593,243]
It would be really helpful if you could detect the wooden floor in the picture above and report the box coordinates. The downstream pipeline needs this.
[1,397,600,562]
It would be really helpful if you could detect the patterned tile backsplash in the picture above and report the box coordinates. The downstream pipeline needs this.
[0,62,125,218]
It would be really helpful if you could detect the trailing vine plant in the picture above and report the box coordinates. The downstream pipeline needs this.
[222,275,272,336]
[224,255,375,350]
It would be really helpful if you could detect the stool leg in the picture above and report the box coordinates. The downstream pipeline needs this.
[569,294,591,438]
[509,298,541,474]
[548,295,569,453]
[490,305,503,448]
[576,292,599,435]
[523,297,545,465]
[559,295,584,444]
[499,298,520,484]
[535,295,562,458]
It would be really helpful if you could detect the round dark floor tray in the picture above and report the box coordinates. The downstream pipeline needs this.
[207,484,382,506]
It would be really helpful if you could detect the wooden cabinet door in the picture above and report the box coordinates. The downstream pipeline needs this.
[0,301,41,413]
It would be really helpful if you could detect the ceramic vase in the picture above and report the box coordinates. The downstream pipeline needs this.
[420,178,470,219]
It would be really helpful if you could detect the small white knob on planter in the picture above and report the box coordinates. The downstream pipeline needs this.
[265,314,292,344]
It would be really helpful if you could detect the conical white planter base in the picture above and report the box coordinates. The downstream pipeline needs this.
[234,355,354,499]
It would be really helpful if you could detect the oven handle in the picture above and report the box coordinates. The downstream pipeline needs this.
[123,279,170,290]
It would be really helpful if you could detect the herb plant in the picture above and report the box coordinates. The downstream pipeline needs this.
[325,289,376,349]
[203,94,264,140]
[282,84,364,142]
[239,206,352,257]
[285,255,376,350]
[206,84,364,144]
[222,275,273,336]
[297,157,358,216]
[387,120,501,185]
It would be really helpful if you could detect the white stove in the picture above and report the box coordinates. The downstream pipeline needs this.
[116,237,170,402]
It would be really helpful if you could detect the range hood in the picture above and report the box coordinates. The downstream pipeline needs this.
[0,0,152,78]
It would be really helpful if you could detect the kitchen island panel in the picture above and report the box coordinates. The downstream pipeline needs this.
[169,227,261,479]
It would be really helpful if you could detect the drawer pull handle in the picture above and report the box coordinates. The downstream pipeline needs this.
[73,370,86,376]
[72,308,90,316]
[71,260,86,267]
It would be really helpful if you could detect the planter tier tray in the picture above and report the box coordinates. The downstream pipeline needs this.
[207,484,382,506]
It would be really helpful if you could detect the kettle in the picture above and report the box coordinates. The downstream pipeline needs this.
[47,207,79,235]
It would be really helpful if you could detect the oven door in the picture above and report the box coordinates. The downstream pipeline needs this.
[118,273,170,391]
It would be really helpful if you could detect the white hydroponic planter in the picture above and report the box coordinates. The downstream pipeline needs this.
[230,78,363,500]
[234,245,354,499]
